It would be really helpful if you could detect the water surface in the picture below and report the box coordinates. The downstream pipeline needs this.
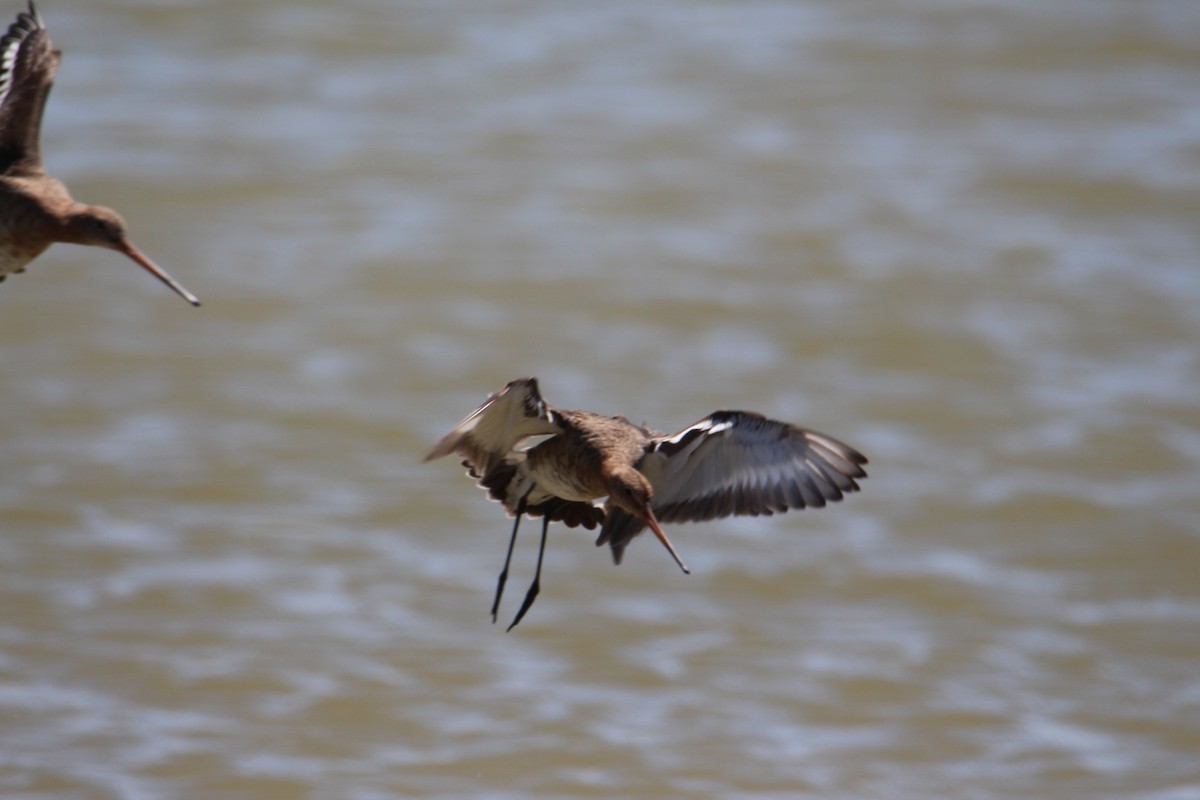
[2,1,1198,798]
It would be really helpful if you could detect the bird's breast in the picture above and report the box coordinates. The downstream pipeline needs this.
[0,185,55,276]
[526,437,609,502]
[0,245,37,278]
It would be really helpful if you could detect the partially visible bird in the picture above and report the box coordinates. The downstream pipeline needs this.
[0,1,199,305]
[425,377,868,630]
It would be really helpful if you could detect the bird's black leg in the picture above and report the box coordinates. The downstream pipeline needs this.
[491,495,527,623]
[507,515,551,632]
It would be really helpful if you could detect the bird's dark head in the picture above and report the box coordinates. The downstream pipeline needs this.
[605,465,690,575]
[62,205,201,306]
[607,467,654,518]
[62,205,130,250]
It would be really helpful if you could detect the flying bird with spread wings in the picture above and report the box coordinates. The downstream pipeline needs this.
[426,377,868,630]
[0,1,199,304]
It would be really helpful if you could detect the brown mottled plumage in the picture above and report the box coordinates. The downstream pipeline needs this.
[0,1,198,304]
[426,377,869,630]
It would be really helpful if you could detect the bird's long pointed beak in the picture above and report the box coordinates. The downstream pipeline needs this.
[121,241,201,307]
[641,509,690,575]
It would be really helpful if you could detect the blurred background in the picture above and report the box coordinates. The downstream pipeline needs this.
[2,1,1198,797]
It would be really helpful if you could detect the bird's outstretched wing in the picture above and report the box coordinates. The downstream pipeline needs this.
[425,377,562,475]
[0,1,59,176]
[426,377,601,528]
[597,411,867,563]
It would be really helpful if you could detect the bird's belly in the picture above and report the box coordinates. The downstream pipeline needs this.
[527,445,607,502]
[0,246,35,279]
[532,470,599,502]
